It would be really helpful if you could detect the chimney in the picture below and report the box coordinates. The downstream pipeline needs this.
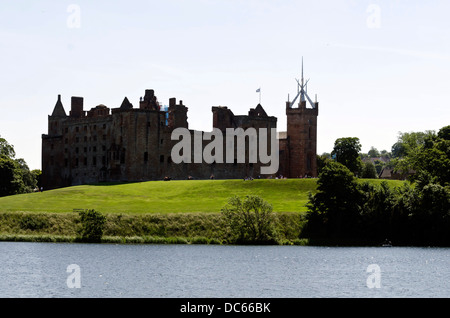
[70,96,85,118]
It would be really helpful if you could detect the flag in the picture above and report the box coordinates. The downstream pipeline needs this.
[256,88,260,93]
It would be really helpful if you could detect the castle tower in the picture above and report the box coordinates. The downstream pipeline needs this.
[285,59,319,178]
[42,95,69,189]
[168,97,188,129]
[48,94,67,135]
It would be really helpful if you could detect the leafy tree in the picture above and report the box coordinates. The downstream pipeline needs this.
[361,161,378,179]
[77,209,106,243]
[403,126,450,186]
[391,131,435,159]
[0,156,23,197]
[0,135,39,196]
[317,153,332,175]
[0,136,16,159]
[15,158,37,192]
[303,161,363,240]
[331,137,362,175]
[222,195,279,244]
[368,147,380,158]
[31,169,42,189]
[373,159,386,175]
[437,125,450,141]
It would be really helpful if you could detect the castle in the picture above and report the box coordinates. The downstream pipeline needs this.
[42,76,318,189]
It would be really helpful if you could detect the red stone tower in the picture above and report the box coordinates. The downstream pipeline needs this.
[283,59,319,178]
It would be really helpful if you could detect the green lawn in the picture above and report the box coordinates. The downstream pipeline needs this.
[0,178,405,214]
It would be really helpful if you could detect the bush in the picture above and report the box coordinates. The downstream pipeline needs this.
[19,214,49,231]
[77,209,106,243]
[221,195,279,244]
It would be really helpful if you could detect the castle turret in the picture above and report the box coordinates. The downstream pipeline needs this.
[48,94,67,135]
[284,59,319,178]
[168,98,188,129]
[42,95,69,190]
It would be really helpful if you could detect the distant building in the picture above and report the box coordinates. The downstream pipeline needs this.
[378,167,415,180]
[42,68,319,188]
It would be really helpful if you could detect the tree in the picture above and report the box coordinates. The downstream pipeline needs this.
[0,136,16,159]
[437,125,450,141]
[331,137,362,175]
[77,209,106,243]
[303,161,363,240]
[412,137,450,186]
[0,156,23,197]
[391,131,435,159]
[361,161,378,179]
[317,153,332,175]
[15,158,37,192]
[222,195,279,244]
[368,147,380,158]
[0,135,39,196]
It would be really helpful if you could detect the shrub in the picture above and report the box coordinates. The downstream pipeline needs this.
[19,214,49,231]
[221,195,279,244]
[77,209,106,243]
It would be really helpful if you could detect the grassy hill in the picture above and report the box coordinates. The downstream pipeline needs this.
[0,178,404,214]
[0,178,405,244]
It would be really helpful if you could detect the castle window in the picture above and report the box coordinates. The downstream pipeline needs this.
[102,145,106,151]
[93,125,97,130]
[84,126,87,132]
[76,137,79,143]
[84,136,88,142]
[50,156,54,165]
[84,157,87,166]
[76,127,79,132]
[93,146,97,152]
[144,152,148,163]
[51,144,54,150]
[160,155,164,163]
[65,138,68,144]
[84,147,87,153]
[102,156,106,165]
[75,158,79,167]
[102,135,106,141]
[160,139,163,145]
[65,128,68,133]
[103,124,106,129]
[75,147,79,154]
[92,157,97,166]
[64,159,68,167]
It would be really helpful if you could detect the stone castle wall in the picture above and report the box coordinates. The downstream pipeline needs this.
[42,89,318,189]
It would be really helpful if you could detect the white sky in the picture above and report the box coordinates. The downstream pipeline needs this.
[1,0,449,170]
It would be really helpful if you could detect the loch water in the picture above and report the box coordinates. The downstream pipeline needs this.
[0,242,449,298]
